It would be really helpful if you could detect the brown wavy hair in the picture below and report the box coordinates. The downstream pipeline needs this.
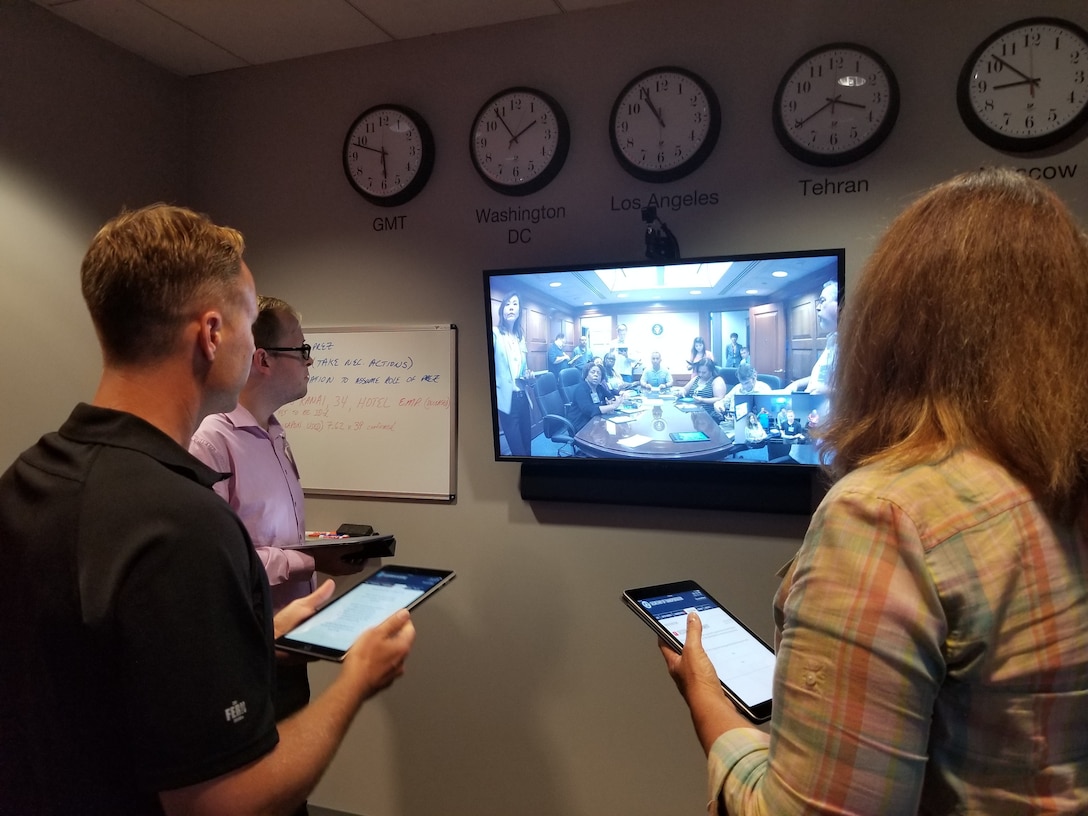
[821,167,1088,517]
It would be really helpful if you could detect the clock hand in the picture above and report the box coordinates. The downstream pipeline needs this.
[990,53,1038,86]
[380,145,387,179]
[834,98,868,111]
[510,119,538,144]
[1028,37,1036,98]
[798,97,837,126]
[640,87,666,128]
[992,77,1042,91]
[493,107,518,141]
[352,140,384,155]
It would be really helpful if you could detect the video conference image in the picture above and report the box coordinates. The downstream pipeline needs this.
[485,250,841,467]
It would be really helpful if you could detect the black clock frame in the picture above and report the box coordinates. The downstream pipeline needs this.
[608,66,722,183]
[772,42,900,168]
[342,104,436,207]
[469,87,571,197]
[956,17,1088,153]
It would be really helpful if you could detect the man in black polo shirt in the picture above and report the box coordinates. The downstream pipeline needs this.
[0,204,416,815]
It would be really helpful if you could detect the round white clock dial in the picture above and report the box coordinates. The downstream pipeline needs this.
[343,104,435,207]
[773,43,899,166]
[470,87,570,196]
[609,66,721,183]
[958,17,1088,151]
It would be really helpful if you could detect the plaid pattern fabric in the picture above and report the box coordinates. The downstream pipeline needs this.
[708,450,1088,815]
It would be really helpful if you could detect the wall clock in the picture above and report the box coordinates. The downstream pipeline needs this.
[773,43,900,167]
[609,66,721,183]
[470,87,570,196]
[957,17,1088,152]
[343,104,435,206]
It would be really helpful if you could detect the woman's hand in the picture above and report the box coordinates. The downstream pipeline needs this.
[660,612,751,755]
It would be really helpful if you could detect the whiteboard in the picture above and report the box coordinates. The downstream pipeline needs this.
[277,325,457,500]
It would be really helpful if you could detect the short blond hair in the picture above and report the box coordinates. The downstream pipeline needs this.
[81,203,245,365]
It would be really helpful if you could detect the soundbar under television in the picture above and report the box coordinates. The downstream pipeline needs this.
[484,248,844,513]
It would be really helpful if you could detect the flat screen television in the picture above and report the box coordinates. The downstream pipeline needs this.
[483,248,844,514]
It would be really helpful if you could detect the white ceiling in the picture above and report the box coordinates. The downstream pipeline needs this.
[31,0,639,76]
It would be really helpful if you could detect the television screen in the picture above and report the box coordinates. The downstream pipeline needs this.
[483,248,844,512]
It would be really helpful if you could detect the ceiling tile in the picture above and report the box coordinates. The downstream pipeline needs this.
[43,0,247,75]
[144,0,391,66]
[33,0,644,75]
[349,0,561,40]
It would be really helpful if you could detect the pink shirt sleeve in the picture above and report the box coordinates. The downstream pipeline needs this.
[190,409,316,608]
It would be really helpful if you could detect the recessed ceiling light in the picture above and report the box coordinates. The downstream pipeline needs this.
[549,281,562,287]
[583,301,593,306]
[772,270,788,278]
[745,289,759,295]
[617,293,628,298]
[690,289,702,295]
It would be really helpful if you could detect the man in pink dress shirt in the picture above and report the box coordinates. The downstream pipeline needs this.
[190,296,371,724]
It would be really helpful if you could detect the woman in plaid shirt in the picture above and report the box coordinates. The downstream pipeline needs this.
[663,167,1088,815]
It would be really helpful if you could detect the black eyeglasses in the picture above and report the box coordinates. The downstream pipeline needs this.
[264,343,312,361]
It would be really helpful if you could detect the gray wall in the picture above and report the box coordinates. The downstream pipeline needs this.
[4,1,1087,814]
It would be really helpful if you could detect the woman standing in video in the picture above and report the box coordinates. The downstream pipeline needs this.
[493,292,533,456]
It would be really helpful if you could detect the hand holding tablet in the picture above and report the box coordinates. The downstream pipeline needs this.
[622,580,774,723]
[277,565,455,661]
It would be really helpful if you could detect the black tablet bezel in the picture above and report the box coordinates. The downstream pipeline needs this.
[622,579,774,723]
[276,565,454,661]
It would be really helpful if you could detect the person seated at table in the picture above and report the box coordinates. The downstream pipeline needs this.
[568,362,619,432]
[780,408,805,439]
[601,352,635,396]
[714,362,771,416]
[743,411,767,444]
[684,358,727,414]
[639,351,673,393]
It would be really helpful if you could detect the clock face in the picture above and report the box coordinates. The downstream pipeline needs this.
[958,17,1088,152]
[470,87,570,196]
[609,66,721,183]
[343,104,435,207]
[773,43,899,166]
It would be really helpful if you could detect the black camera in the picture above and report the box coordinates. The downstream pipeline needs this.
[642,206,680,261]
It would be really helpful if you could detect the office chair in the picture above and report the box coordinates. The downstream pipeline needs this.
[534,372,579,456]
[757,373,782,390]
[558,366,583,408]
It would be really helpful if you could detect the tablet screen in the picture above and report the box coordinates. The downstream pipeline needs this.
[276,566,454,660]
[622,580,774,722]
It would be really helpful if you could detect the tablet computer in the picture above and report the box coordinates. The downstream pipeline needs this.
[669,431,710,442]
[281,531,397,559]
[276,565,455,661]
[622,579,775,723]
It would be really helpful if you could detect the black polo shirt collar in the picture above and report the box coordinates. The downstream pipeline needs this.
[59,403,227,488]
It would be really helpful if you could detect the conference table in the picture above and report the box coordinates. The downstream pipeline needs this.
[574,390,741,460]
